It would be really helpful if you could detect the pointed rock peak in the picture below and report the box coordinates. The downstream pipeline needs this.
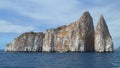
[100,14,104,19]
[97,14,108,29]
[99,14,106,23]
[95,14,114,52]
[79,11,92,21]
[81,11,91,18]
[83,11,90,16]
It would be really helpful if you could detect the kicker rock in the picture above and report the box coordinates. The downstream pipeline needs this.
[5,11,114,53]
[5,32,45,52]
[95,15,114,52]
[42,11,94,52]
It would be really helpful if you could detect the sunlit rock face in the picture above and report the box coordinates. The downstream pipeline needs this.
[5,32,45,52]
[94,15,114,52]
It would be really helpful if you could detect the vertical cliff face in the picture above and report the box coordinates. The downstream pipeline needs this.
[95,15,114,52]
[43,29,55,52]
[5,32,45,52]
[5,11,114,52]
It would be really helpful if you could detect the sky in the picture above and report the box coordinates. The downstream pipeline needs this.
[0,0,120,49]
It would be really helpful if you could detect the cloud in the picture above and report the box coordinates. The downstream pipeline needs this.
[0,19,36,33]
[0,0,81,25]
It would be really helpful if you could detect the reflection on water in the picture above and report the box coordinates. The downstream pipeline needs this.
[0,50,119,68]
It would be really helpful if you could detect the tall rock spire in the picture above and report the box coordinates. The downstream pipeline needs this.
[76,11,94,52]
[95,15,114,52]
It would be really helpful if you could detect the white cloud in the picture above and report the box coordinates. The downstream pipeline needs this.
[0,19,36,33]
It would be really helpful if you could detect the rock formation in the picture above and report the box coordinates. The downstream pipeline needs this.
[5,11,114,52]
[94,15,114,52]
[5,32,45,52]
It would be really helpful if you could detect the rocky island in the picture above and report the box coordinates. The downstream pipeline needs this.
[5,11,114,52]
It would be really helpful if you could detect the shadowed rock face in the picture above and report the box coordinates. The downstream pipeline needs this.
[5,11,114,52]
[95,15,114,52]
[77,11,94,52]
[5,32,45,52]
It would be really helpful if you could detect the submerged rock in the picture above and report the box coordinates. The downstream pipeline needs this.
[94,15,114,52]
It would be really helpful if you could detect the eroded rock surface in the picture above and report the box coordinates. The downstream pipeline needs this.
[94,15,114,52]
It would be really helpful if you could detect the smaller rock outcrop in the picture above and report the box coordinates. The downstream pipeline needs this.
[5,32,45,52]
[94,15,114,52]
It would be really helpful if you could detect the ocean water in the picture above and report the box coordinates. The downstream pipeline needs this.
[0,50,120,68]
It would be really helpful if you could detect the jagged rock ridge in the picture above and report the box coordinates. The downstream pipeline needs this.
[5,11,114,52]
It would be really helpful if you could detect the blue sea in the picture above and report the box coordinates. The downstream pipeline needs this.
[0,50,120,68]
